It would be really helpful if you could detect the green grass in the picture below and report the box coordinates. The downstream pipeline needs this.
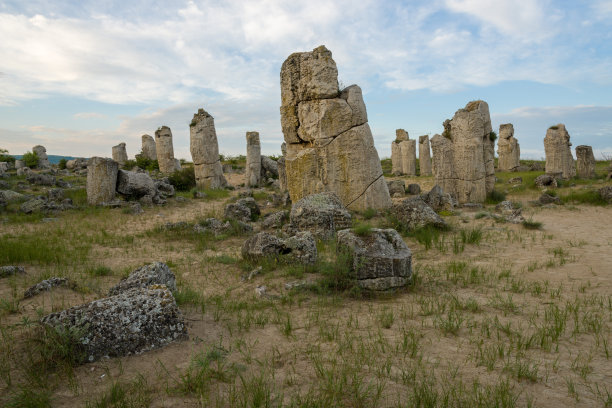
[559,189,608,206]
[86,266,113,277]
[522,218,543,230]
[85,375,152,408]
[485,190,507,205]
[0,232,91,266]
[353,221,373,236]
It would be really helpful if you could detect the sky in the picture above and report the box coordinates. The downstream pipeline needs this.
[1,0,612,161]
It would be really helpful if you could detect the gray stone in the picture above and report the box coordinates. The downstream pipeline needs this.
[261,211,289,229]
[576,145,595,178]
[544,124,575,179]
[20,198,46,214]
[420,185,455,212]
[27,173,55,186]
[224,197,260,223]
[117,170,156,198]
[190,108,227,189]
[406,183,421,195]
[155,178,175,197]
[112,143,128,165]
[241,232,286,260]
[141,134,157,160]
[393,197,447,230]
[598,186,612,202]
[0,266,26,278]
[497,124,520,172]
[41,285,187,363]
[288,192,352,238]
[495,201,524,224]
[508,177,523,185]
[155,126,177,174]
[87,157,119,205]
[538,193,561,205]
[418,135,432,176]
[48,188,64,201]
[336,228,411,291]
[284,231,317,264]
[108,262,176,296]
[535,174,558,189]
[387,180,405,197]
[24,277,73,298]
[0,190,25,202]
[261,156,279,178]
[246,132,262,187]
[15,160,25,170]
[277,156,287,192]
[32,145,51,168]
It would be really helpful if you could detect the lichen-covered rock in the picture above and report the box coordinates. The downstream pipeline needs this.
[108,262,176,296]
[24,277,73,298]
[224,197,260,223]
[155,178,175,197]
[337,228,411,291]
[284,231,317,264]
[393,197,447,230]
[277,156,287,192]
[494,201,524,224]
[261,156,279,179]
[246,132,262,187]
[0,266,26,278]
[289,192,352,238]
[538,193,561,205]
[155,126,177,174]
[497,124,520,172]
[420,185,455,212]
[431,101,495,203]
[280,46,390,210]
[20,198,47,214]
[535,174,558,189]
[241,232,286,260]
[544,124,576,179]
[418,135,432,176]
[14,159,25,170]
[41,285,187,363]
[33,145,51,168]
[112,143,128,165]
[575,145,595,179]
[116,170,156,198]
[87,157,118,205]
[508,177,523,185]
[261,211,289,229]
[27,173,56,186]
[406,183,421,196]
[598,186,612,202]
[0,190,25,202]
[141,134,157,160]
[190,109,227,189]
[387,180,405,197]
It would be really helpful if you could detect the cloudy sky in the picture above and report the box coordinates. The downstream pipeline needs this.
[1,0,611,160]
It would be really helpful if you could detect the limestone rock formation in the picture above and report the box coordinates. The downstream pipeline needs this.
[393,196,447,231]
[337,228,412,291]
[430,100,495,204]
[116,170,157,199]
[418,135,432,176]
[155,126,177,174]
[14,160,25,169]
[87,157,118,205]
[41,285,187,363]
[400,138,417,177]
[141,134,157,160]
[544,124,576,179]
[224,197,261,223]
[246,132,262,187]
[278,143,288,191]
[575,145,595,179]
[288,192,351,238]
[391,129,409,175]
[190,109,227,189]
[109,262,176,296]
[497,124,520,172]
[280,46,391,210]
[24,277,73,298]
[112,143,128,165]
[387,180,405,197]
[33,145,50,168]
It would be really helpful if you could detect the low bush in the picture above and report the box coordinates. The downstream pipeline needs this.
[168,167,196,191]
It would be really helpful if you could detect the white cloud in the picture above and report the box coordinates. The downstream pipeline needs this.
[74,112,107,119]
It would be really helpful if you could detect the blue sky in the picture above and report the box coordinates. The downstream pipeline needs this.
[1,0,611,160]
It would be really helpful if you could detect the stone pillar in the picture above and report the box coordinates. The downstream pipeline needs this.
[112,143,128,165]
[418,135,432,176]
[280,46,390,210]
[400,139,416,176]
[544,124,576,179]
[32,145,50,168]
[155,126,176,174]
[15,160,25,170]
[575,145,595,178]
[431,100,494,204]
[87,157,118,205]
[189,108,227,189]
[497,124,520,172]
[391,129,409,175]
[278,143,287,191]
[141,134,157,160]
[246,132,261,187]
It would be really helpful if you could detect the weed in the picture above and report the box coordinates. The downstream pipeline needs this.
[522,218,543,230]
[485,190,506,205]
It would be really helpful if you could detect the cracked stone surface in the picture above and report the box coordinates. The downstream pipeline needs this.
[155,126,178,174]
[190,108,227,189]
[575,145,595,179]
[418,135,432,176]
[430,100,495,204]
[497,124,520,172]
[280,45,391,211]
[544,124,576,179]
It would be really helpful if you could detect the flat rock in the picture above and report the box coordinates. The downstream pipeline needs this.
[392,197,447,231]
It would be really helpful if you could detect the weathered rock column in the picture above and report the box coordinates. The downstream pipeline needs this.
[246,132,262,187]
[141,134,157,160]
[497,124,520,172]
[189,109,227,189]
[430,100,494,204]
[418,135,432,176]
[278,143,288,191]
[87,157,118,205]
[155,126,177,174]
[32,145,50,168]
[544,124,576,179]
[112,143,128,166]
[576,145,595,178]
[400,139,416,176]
[391,129,409,175]
[280,46,391,210]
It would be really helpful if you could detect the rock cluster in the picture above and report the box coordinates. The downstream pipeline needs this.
[544,124,576,179]
[112,143,128,165]
[418,135,432,176]
[224,197,261,223]
[575,145,595,179]
[430,100,495,204]
[497,124,520,172]
[190,109,227,189]
[246,132,262,187]
[280,46,391,210]
[141,134,157,160]
[41,262,187,363]
[155,126,179,174]
[337,228,412,291]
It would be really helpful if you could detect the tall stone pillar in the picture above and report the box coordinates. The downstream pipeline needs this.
[190,108,227,189]
[400,139,416,176]
[418,135,432,176]
[141,135,157,160]
[497,124,520,172]
[575,145,595,178]
[544,124,576,179]
[87,157,118,205]
[155,126,176,174]
[391,129,409,175]
[32,145,50,168]
[112,143,128,165]
[278,142,287,191]
[246,132,262,187]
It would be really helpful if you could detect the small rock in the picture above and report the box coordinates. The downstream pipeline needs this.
[24,277,73,298]
[538,193,561,205]
[108,262,177,296]
[242,266,262,281]
[0,266,26,278]
[392,197,447,230]
[406,183,421,195]
[508,177,523,184]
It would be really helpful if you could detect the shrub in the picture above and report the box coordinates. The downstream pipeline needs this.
[353,222,373,236]
[522,218,542,230]
[58,158,67,170]
[22,151,39,168]
[489,131,497,142]
[168,167,196,191]
[485,190,506,204]
[0,148,15,164]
